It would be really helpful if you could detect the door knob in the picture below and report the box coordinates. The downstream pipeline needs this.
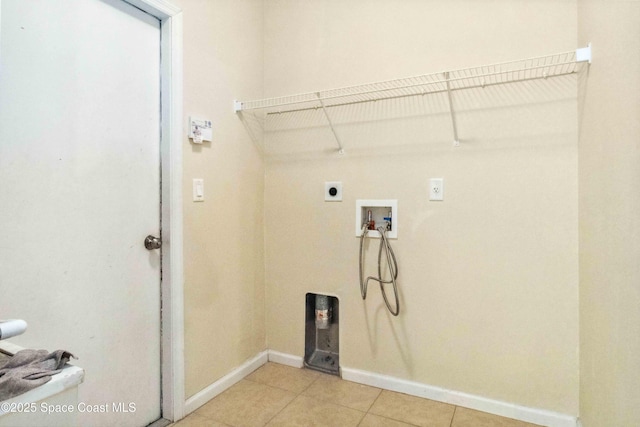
[144,235,162,250]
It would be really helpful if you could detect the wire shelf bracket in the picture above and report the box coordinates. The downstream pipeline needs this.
[576,43,592,64]
[234,45,591,150]
[444,71,460,147]
[316,92,345,155]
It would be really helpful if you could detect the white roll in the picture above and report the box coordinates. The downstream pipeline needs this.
[0,319,28,340]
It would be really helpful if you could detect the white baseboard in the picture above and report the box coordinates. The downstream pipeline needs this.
[183,349,577,427]
[184,350,268,415]
[341,366,577,427]
[268,350,304,368]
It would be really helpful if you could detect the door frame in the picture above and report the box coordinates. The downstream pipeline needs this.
[126,0,185,421]
[0,0,186,421]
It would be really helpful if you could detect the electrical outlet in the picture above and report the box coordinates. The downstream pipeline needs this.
[325,182,343,202]
[429,178,444,201]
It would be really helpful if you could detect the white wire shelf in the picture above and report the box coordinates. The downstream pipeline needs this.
[234,45,591,151]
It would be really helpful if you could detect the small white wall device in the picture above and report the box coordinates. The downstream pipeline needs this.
[193,178,204,202]
[429,178,444,201]
[325,182,343,202]
[189,116,212,144]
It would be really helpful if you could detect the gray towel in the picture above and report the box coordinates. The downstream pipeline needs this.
[0,349,75,401]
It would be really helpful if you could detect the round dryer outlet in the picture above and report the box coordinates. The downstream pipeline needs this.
[324,182,343,202]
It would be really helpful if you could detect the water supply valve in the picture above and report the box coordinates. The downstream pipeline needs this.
[355,199,398,238]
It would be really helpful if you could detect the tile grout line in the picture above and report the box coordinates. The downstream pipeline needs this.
[297,379,370,427]
[449,405,458,427]
[299,370,323,394]
[364,389,439,427]
[259,369,322,426]
[304,380,424,427]
[302,373,371,421]
[291,370,373,425]
[223,380,292,427]
[245,364,321,394]
[257,381,301,427]
[363,387,384,413]
[307,373,384,416]
[354,410,367,427]
[261,397,294,427]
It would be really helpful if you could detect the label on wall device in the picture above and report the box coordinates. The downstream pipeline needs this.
[189,117,212,144]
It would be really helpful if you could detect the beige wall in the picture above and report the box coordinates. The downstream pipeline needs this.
[174,1,640,421]
[263,0,579,415]
[172,0,266,398]
[14,0,640,420]
[578,1,640,426]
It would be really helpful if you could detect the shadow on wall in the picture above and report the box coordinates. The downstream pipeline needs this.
[363,297,415,376]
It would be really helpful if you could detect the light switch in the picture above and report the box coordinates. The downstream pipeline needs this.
[193,179,204,202]
[429,178,444,201]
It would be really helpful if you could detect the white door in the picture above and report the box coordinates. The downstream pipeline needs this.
[0,1,162,426]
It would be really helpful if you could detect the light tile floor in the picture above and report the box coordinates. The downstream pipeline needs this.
[172,362,542,427]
